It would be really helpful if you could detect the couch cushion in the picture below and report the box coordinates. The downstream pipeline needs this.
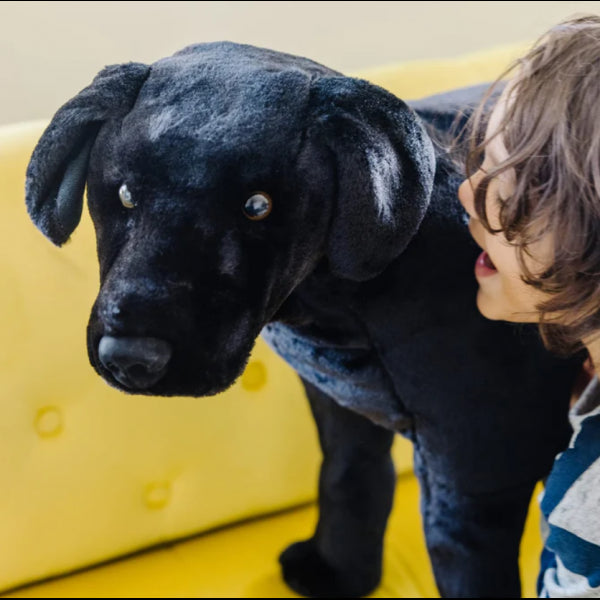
[3,476,544,598]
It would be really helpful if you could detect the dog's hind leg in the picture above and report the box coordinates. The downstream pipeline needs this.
[279,377,396,598]
[414,445,536,598]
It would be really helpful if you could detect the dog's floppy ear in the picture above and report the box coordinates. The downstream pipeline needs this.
[310,76,436,281]
[25,62,150,246]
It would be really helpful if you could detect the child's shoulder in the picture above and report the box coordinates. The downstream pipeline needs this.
[538,373,600,597]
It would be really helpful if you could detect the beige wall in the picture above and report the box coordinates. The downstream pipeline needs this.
[2,0,600,125]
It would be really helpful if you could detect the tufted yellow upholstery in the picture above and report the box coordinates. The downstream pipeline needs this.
[1,40,543,598]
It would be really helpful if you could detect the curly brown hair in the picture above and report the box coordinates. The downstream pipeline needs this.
[448,14,600,357]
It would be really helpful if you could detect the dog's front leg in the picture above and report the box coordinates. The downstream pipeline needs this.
[279,377,396,598]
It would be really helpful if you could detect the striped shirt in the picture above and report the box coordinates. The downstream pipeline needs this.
[538,374,600,597]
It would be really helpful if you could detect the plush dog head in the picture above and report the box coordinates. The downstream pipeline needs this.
[25,41,435,396]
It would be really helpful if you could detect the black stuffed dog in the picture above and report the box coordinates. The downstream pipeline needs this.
[26,42,583,598]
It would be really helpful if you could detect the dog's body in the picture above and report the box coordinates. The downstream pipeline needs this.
[26,42,583,597]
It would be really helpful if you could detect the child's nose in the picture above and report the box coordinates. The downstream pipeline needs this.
[458,177,475,218]
[458,167,486,219]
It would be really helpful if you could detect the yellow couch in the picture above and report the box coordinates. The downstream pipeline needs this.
[1,41,544,598]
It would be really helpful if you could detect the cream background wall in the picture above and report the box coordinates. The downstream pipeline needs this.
[2,0,600,125]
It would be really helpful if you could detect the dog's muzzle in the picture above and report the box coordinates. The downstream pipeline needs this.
[98,336,173,390]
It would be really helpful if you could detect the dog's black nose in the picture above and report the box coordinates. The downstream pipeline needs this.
[98,336,172,390]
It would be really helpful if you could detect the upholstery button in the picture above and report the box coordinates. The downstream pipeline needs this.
[240,360,267,391]
[35,406,63,438]
[144,482,171,509]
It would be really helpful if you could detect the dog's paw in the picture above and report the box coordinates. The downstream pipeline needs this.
[279,538,380,598]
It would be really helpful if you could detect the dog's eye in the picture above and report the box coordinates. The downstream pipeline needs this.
[119,184,135,209]
[242,192,272,220]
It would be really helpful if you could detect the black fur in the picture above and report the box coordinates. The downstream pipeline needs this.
[26,42,583,597]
